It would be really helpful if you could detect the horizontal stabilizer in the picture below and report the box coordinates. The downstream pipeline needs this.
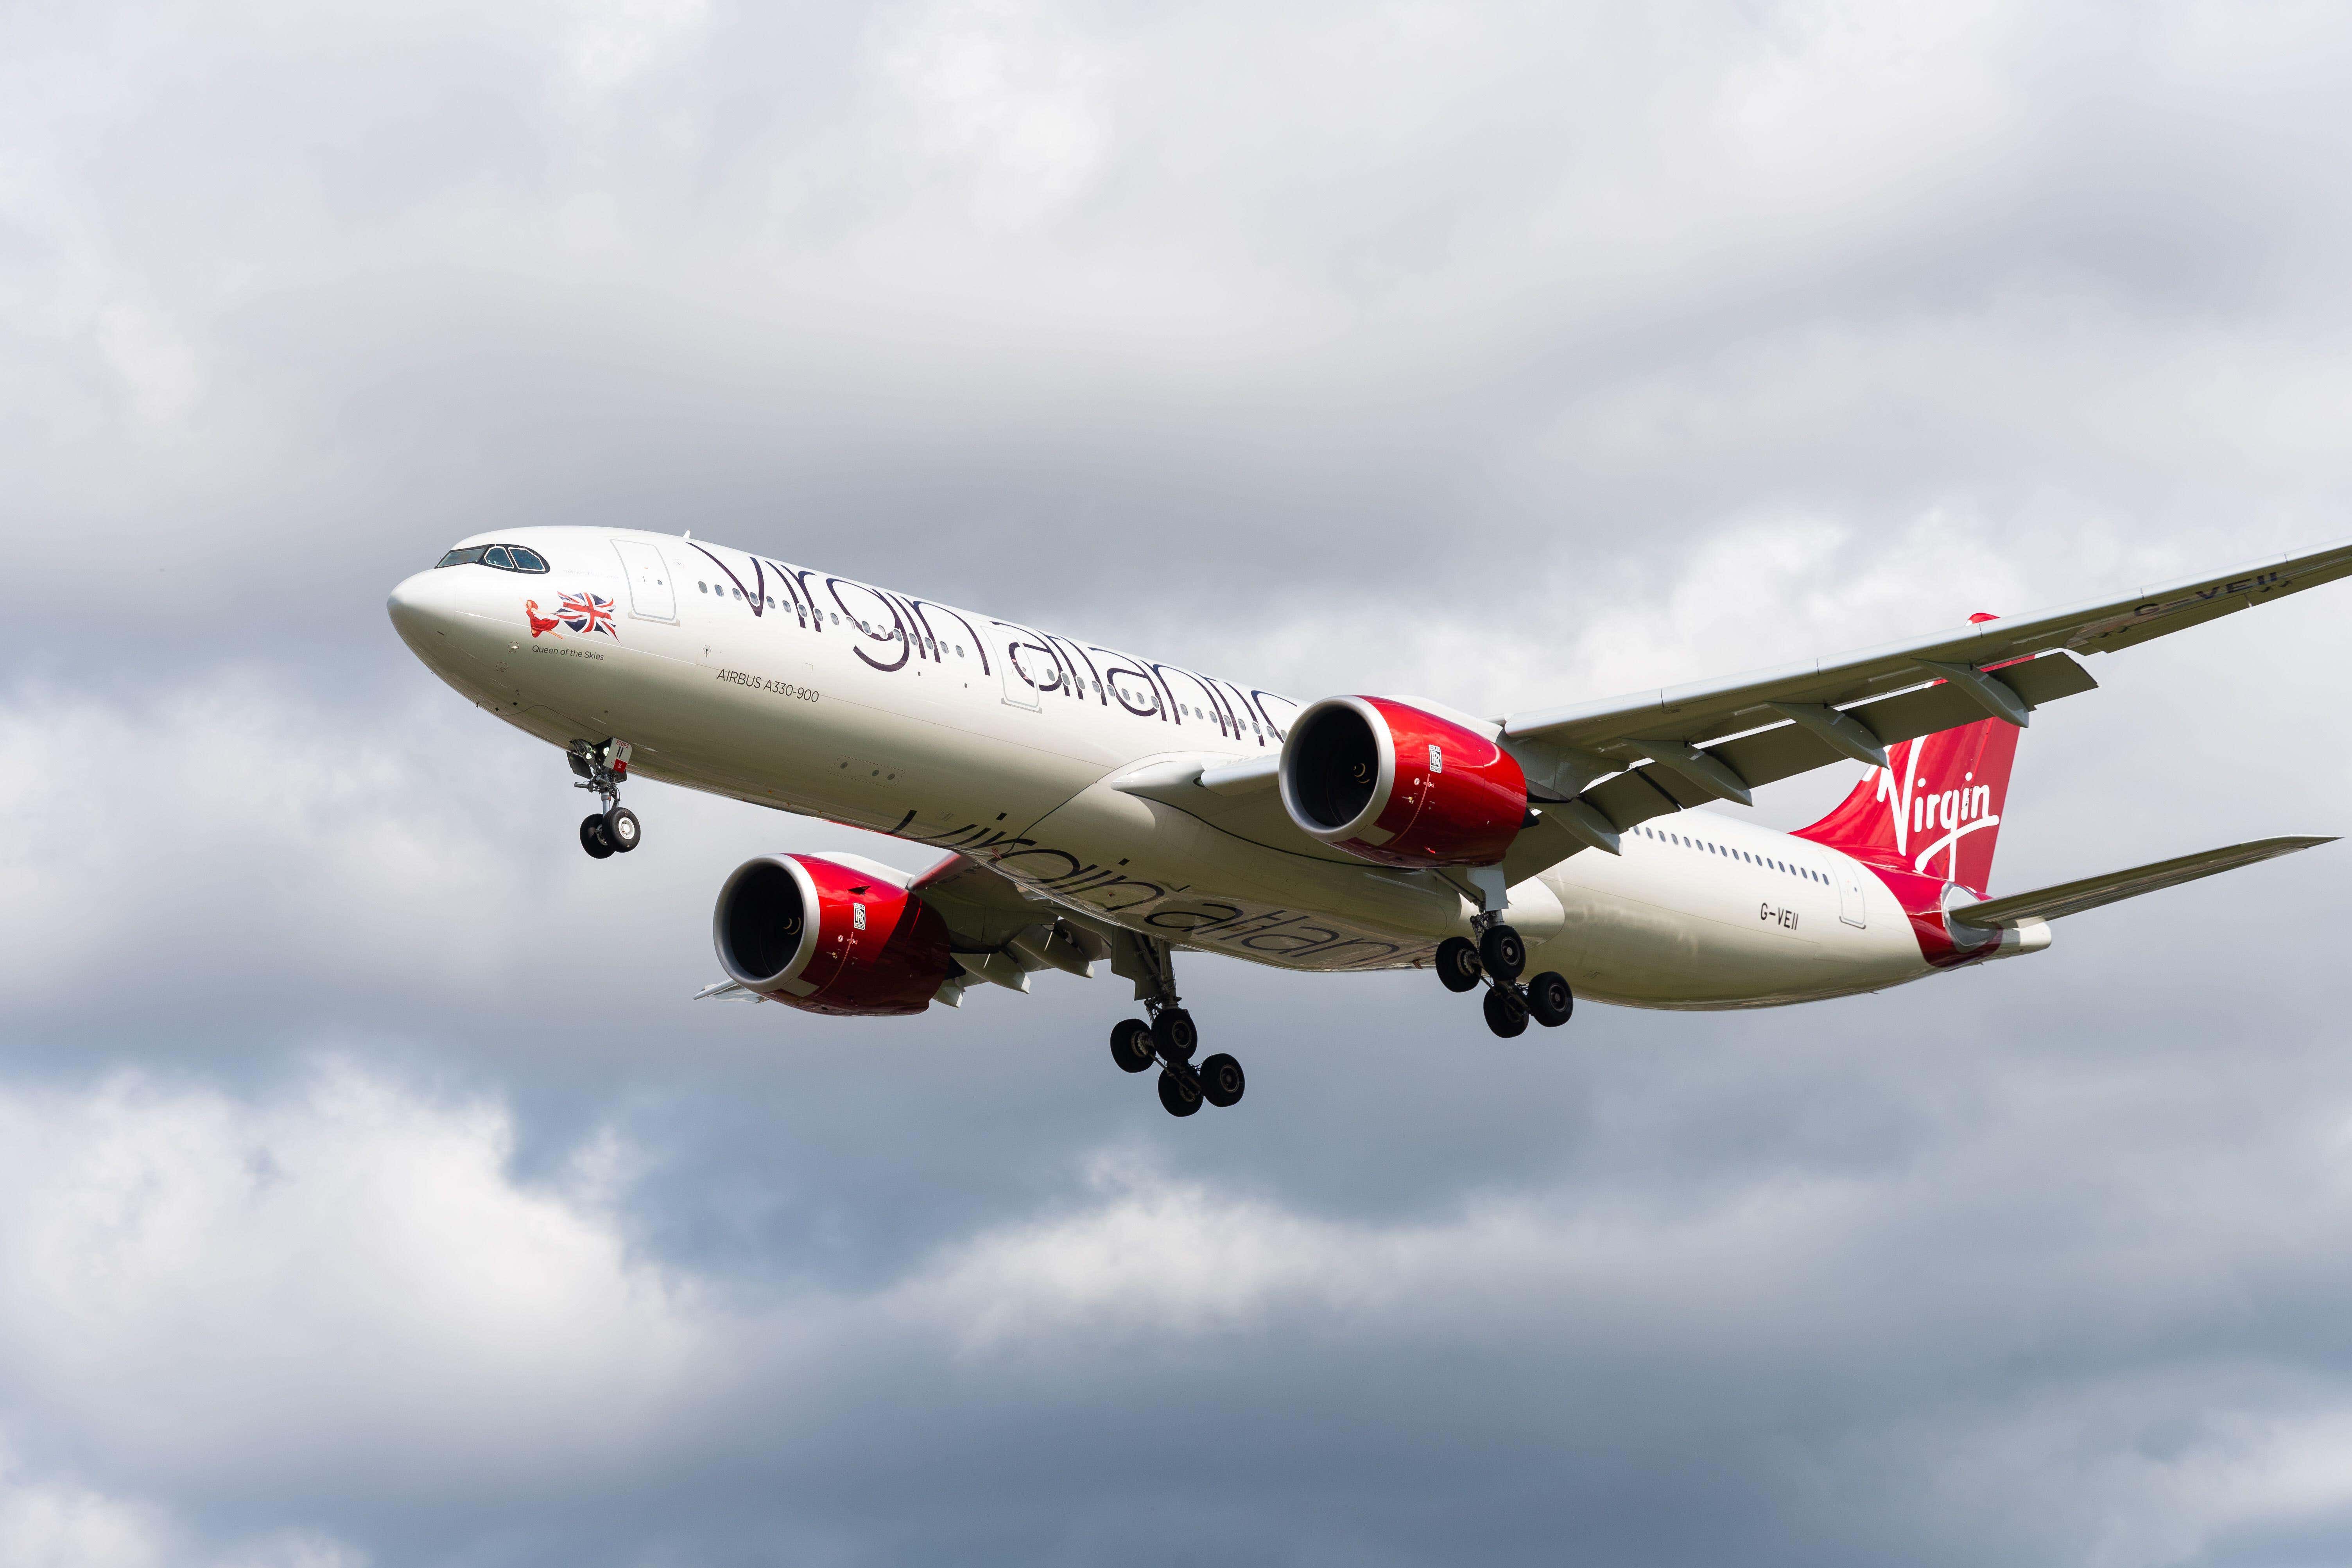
[1949,836,2334,929]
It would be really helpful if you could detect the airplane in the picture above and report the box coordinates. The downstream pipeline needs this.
[387,530,2347,1117]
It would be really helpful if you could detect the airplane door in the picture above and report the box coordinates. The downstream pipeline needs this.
[611,540,677,622]
[1833,857,1868,929]
[1000,635,1046,710]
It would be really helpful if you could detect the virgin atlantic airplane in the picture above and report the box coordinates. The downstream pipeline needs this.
[387,531,2345,1117]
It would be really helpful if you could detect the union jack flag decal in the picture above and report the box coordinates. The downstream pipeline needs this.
[559,592,618,638]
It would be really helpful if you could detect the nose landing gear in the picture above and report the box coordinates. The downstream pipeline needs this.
[570,739,641,858]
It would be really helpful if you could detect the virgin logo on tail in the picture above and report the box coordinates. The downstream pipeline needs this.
[1794,711,2020,897]
[1876,739,2000,883]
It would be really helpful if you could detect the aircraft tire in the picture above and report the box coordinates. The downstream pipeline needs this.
[579,813,615,859]
[1198,1052,1246,1108]
[1435,937,1483,993]
[1110,1018,1157,1074]
[1478,924,1526,982]
[1156,1069,1203,1117]
[1482,984,1529,1038]
[1152,1008,1198,1062]
[604,806,642,853]
[1526,971,1574,1028]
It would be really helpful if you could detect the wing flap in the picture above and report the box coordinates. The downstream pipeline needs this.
[1951,836,2334,928]
[1708,650,2100,795]
[910,853,1131,993]
[1564,652,2098,842]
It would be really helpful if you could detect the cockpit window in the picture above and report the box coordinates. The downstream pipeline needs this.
[434,544,550,573]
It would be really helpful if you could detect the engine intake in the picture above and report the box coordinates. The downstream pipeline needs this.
[1278,696,1527,869]
[713,854,953,1016]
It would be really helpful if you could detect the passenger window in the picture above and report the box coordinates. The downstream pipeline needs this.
[508,547,547,572]
[484,546,513,568]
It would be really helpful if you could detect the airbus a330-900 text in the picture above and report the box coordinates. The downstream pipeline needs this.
[387,530,2345,1117]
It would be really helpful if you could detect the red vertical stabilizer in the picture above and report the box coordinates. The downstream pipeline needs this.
[1791,715,2020,897]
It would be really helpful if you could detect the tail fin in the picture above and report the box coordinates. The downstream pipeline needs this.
[1791,715,2021,895]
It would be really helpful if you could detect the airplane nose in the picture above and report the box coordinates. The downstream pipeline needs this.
[387,568,462,649]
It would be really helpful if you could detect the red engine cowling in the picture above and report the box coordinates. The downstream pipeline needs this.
[712,855,954,1016]
[1277,696,1528,868]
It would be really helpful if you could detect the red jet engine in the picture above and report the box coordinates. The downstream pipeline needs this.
[713,855,954,1016]
[1278,696,1528,869]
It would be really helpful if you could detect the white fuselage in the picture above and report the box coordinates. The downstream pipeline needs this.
[389,527,1955,1010]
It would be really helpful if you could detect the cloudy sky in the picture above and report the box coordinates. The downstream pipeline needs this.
[8,1,2352,1563]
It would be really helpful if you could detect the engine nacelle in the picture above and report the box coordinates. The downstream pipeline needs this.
[1278,696,1528,869]
[712,854,953,1016]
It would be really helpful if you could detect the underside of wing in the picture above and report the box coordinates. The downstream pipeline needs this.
[1109,751,1368,867]
[909,852,1120,1001]
[1951,836,2334,928]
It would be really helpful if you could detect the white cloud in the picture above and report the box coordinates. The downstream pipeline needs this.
[0,1060,739,1490]
[873,0,1114,232]
[0,1440,365,1568]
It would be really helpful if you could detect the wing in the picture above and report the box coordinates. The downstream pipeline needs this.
[1482,538,2352,878]
[1948,836,2334,929]
[1506,538,2352,787]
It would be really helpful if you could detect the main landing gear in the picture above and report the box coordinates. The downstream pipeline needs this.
[1436,920,1572,1039]
[570,738,641,859]
[1108,937,1243,1118]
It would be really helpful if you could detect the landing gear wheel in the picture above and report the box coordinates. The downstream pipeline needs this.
[1198,1052,1246,1108]
[1157,1069,1203,1117]
[1479,924,1526,983]
[603,806,641,853]
[1525,971,1573,1028]
[579,814,615,859]
[1483,984,1529,1038]
[1110,1018,1157,1074]
[1151,1009,1198,1062]
[1435,937,1484,993]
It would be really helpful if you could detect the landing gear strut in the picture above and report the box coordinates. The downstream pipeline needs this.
[1441,912,1571,1039]
[570,739,640,858]
[1108,934,1243,1117]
